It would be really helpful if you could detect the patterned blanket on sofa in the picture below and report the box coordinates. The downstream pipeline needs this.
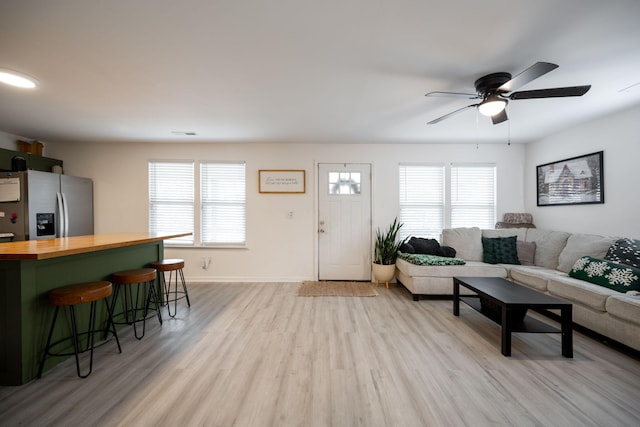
[397,252,466,266]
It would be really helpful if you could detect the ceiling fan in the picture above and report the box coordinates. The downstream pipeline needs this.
[425,62,591,125]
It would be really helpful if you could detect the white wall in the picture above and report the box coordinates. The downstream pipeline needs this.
[524,105,640,237]
[46,141,525,282]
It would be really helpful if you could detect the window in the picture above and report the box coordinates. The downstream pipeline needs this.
[398,163,497,239]
[328,171,361,195]
[148,161,194,245]
[451,164,496,229]
[201,162,246,246]
[148,160,246,247]
[398,164,445,240]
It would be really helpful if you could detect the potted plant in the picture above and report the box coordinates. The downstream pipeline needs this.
[372,217,408,288]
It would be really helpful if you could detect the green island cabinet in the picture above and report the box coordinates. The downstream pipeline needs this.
[0,233,187,386]
[0,147,63,172]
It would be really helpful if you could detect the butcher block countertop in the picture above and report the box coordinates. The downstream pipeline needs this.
[0,232,190,261]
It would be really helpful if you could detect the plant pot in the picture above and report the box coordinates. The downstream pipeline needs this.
[372,263,396,289]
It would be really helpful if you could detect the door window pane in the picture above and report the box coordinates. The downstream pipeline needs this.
[329,172,361,195]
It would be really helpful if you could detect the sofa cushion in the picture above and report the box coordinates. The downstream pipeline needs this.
[557,233,615,273]
[604,238,640,269]
[547,275,618,311]
[605,294,640,327]
[482,236,520,265]
[509,265,566,292]
[517,241,536,266]
[482,228,528,240]
[524,229,570,269]
[395,258,507,278]
[442,227,482,261]
[569,256,640,293]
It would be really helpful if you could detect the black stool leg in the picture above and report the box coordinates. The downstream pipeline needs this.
[71,303,95,378]
[162,269,190,318]
[145,279,163,325]
[38,306,60,378]
[104,299,122,354]
[133,281,145,340]
[179,269,190,307]
[165,271,178,318]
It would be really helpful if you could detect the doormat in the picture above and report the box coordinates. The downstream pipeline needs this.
[298,281,378,297]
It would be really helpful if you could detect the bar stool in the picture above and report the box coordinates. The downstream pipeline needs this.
[38,281,121,379]
[150,259,190,318]
[110,268,162,340]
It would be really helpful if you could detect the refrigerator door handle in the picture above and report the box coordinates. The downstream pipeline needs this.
[61,193,70,237]
[56,192,66,237]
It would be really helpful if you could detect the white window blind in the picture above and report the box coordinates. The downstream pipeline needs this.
[201,162,246,246]
[451,164,496,229]
[399,164,445,240]
[148,161,194,245]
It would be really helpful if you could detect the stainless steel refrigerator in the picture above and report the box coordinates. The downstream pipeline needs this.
[0,170,93,241]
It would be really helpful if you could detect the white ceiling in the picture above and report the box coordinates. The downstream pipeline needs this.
[1,0,639,145]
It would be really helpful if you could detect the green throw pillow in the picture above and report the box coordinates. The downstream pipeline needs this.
[482,236,520,265]
[569,256,640,293]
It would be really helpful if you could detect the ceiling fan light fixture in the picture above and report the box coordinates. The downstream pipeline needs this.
[478,95,507,117]
[0,68,38,89]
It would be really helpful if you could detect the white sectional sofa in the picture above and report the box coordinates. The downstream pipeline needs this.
[395,227,640,352]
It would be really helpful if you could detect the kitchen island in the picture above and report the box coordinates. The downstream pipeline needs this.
[0,232,189,385]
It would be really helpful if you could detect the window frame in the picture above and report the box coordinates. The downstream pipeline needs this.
[148,160,195,246]
[398,163,446,240]
[450,163,497,230]
[148,159,247,248]
[398,162,497,240]
[200,161,247,247]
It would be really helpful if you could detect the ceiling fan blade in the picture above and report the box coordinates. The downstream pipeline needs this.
[508,85,591,100]
[425,91,479,99]
[427,104,477,124]
[491,109,508,125]
[498,62,558,93]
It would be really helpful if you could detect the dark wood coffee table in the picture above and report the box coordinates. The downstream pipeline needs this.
[453,276,573,357]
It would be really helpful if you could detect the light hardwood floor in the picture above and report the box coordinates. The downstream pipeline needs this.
[1,282,639,426]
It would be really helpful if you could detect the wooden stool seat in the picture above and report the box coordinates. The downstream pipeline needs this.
[49,281,113,306]
[151,259,185,272]
[150,258,190,318]
[110,268,162,339]
[38,281,121,379]
[111,268,157,285]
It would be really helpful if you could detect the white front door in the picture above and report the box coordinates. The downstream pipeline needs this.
[318,163,372,281]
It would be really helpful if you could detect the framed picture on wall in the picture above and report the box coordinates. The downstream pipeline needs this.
[259,170,306,193]
[536,151,604,206]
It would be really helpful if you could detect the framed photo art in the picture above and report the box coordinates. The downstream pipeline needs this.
[536,151,604,206]
[259,170,305,193]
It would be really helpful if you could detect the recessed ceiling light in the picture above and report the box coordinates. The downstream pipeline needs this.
[171,131,197,136]
[0,69,38,89]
